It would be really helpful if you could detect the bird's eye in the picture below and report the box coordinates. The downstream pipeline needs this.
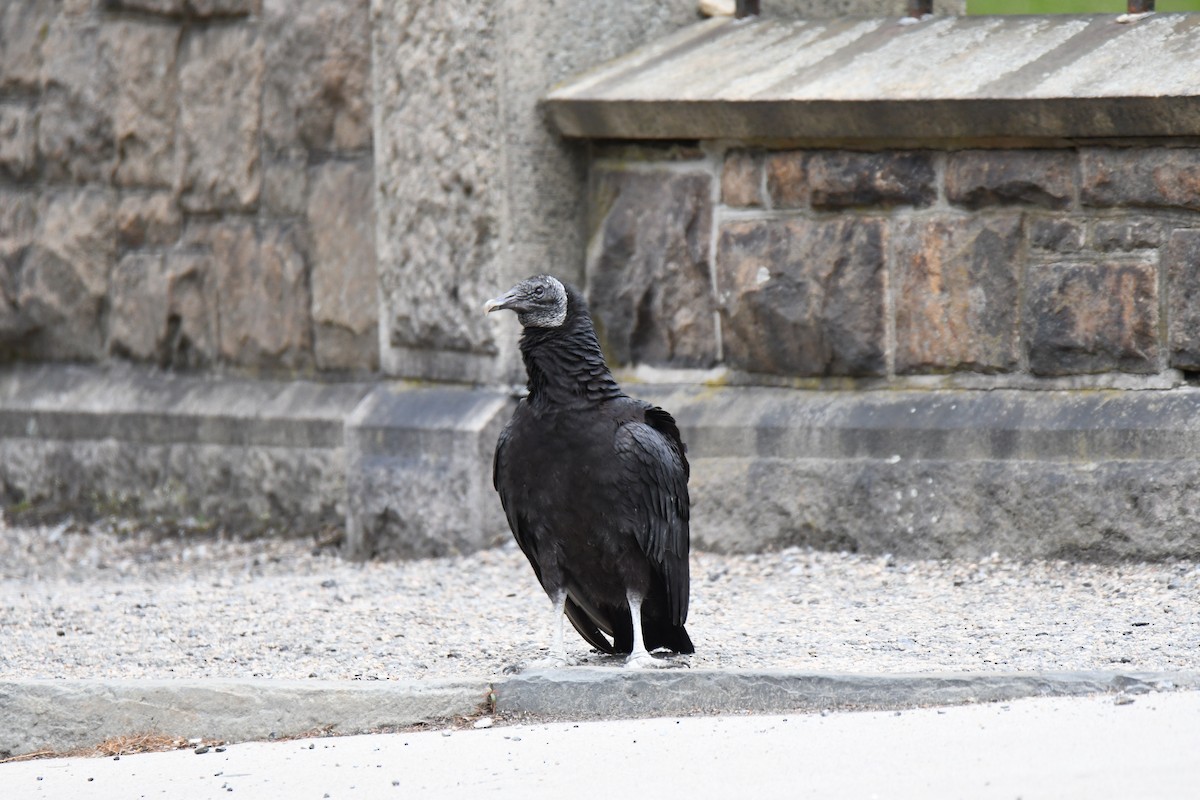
[533,285,545,298]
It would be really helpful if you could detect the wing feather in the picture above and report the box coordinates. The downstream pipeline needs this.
[614,406,690,625]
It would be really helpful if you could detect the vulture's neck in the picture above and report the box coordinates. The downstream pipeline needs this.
[519,313,623,410]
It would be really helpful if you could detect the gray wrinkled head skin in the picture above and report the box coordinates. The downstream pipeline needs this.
[484,275,568,328]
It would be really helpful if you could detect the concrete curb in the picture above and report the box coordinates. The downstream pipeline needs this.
[4,670,1197,758]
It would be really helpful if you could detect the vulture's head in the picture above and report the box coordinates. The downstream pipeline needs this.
[484,275,568,328]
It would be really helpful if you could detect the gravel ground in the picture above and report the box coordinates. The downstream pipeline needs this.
[1,513,1198,681]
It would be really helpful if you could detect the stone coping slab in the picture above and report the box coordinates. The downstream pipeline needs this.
[3,670,1196,757]
[545,14,1200,140]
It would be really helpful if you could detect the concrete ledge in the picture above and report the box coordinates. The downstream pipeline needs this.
[545,15,1200,141]
[492,668,1199,720]
[4,670,1196,757]
[343,384,513,559]
[0,364,373,534]
[0,679,490,758]
[4,364,1200,559]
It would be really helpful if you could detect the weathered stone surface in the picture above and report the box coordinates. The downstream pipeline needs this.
[162,250,220,368]
[104,20,180,189]
[262,157,309,217]
[1028,216,1085,253]
[0,103,38,181]
[586,169,717,368]
[717,217,886,377]
[1081,148,1200,212]
[795,151,934,210]
[263,0,372,155]
[38,20,116,183]
[0,0,57,91]
[188,0,261,16]
[184,220,312,368]
[102,0,186,13]
[374,0,504,374]
[108,249,218,367]
[116,192,181,250]
[634,383,1200,559]
[894,214,1022,374]
[1166,229,1200,372]
[307,159,379,371]
[1025,260,1160,376]
[179,25,262,212]
[108,253,170,361]
[1093,218,1162,252]
[345,386,511,559]
[0,191,39,345]
[16,189,116,361]
[0,364,364,534]
[945,150,1074,210]
[722,150,762,208]
[764,150,807,209]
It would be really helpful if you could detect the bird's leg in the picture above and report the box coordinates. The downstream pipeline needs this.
[624,592,667,669]
[523,589,576,670]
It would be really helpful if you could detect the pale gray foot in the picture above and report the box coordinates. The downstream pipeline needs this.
[623,591,671,669]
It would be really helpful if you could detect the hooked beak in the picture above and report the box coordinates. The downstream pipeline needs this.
[484,287,520,316]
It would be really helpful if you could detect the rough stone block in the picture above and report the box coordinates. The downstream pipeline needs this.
[105,20,180,189]
[307,159,379,371]
[1025,260,1160,376]
[1093,218,1162,252]
[893,214,1022,374]
[179,25,263,212]
[764,150,807,209]
[1166,229,1200,371]
[722,150,762,208]
[15,188,117,361]
[263,0,372,155]
[38,20,116,184]
[374,0,504,377]
[107,249,218,368]
[806,151,936,209]
[116,192,181,250]
[1081,148,1200,211]
[945,149,1074,209]
[0,191,39,346]
[1028,216,1085,253]
[0,0,57,91]
[108,253,170,362]
[586,168,717,368]
[0,103,38,181]
[262,157,309,217]
[184,220,312,368]
[344,386,511,559]
[717,217,886,377]
[162,250,220,368]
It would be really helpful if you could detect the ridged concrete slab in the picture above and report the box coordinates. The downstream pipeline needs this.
[545,14,1200,140]
[4,670,1197,757]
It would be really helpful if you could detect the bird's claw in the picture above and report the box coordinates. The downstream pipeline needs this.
[624,652,669,670]
[522,654,577,671]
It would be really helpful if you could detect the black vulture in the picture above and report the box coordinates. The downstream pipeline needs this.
[485,274,693,668]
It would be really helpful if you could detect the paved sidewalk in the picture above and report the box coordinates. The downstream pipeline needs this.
[4,691,1199,800]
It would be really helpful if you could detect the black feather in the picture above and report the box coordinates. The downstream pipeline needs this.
[491,276,693,655]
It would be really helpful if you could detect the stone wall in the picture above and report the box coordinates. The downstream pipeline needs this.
[587,144,1200,385]
[0,0,378,374]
